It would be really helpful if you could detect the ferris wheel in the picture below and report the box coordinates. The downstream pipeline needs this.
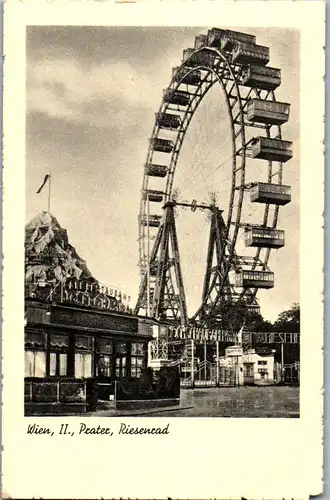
[135,28,293,327]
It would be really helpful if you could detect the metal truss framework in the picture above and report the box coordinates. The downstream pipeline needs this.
[135,28,291,328]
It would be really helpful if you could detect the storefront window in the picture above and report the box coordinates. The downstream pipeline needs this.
[75,353,92,378]
[116,341,127,354]
[25,350,46,377]
[75,335,93,378]
[131,342,145,377]
[131,342,144,356]
[49,352,68,376]
[50,352,56,375]
[96,338,113,377]
[116,357,126,378]
[131,356,144,377]
[97,355,112,377]
[75,335,94,350]
[49,333,69,377]
[25,331,47,377]
[114,341,128,377]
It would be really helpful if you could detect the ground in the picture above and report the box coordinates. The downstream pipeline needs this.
[151,386,300,418]
[92,386,299,418]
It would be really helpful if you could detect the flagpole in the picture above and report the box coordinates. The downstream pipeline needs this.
[48,173,52,213]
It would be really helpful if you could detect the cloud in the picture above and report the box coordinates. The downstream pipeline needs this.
[27,57,162,130]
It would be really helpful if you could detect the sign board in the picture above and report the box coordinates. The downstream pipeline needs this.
[167,326,300,344]
[226,346,243,357]
[52,305,139,334]
[168,326,237,342]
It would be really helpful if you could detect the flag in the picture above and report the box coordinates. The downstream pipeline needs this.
[36,174,50,194]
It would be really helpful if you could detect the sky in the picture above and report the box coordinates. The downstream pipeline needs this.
[26,26,300,322]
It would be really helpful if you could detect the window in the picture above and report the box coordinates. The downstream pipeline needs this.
[116,357,126,378]
[49,353,68,376]
[131,342,144,356]
[97,355,112,377]
[75,335,94,378]
[25,332,47,377]
[131,342,146,377]
[75,353,92,378]
[75,335,93,351]
[25,350,46,377]
[49,333,69,377]
[258,360,267,365]
[96,337,113,378]
[116,341,127,355]
[115,341,130,378]
[258,368,268,378]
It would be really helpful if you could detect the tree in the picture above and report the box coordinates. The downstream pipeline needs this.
[209,300,272,333]
[274,303,300,332]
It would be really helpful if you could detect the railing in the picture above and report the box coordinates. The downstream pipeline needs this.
[25,379,87,403]
[150,338,169,360]
[181,360,217,388]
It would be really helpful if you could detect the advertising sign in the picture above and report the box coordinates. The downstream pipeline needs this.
[226,346,243,357]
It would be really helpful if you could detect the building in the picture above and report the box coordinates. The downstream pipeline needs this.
[24,212,179,414]
[25,299,153,381]
[219,346,279,386]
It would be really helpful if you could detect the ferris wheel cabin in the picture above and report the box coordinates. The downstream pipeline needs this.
[140,215,162,228]
[163,89,190,107]
[206,28,256,50]
[156,112,181,130]
[183,48,216,68]
[207,28,225,47]
[222,30,256,50]
[232,42,270,66]
[236,271,275,289]
[143,189,164,203]
[247,99,290,125]
[194,34,208,50]
[242,65,281,90]
[145,163,168,178]
[250,183,291,206]
[251,137,293,163]
[172,67,202,86]
[244,227,285,249]
[150,137,174,154]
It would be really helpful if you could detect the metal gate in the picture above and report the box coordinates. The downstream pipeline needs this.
[180,360,236,388]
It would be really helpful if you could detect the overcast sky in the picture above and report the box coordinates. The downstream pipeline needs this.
[26,26,300,321]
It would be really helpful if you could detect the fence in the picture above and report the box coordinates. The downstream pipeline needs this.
[25,366,181,415]
[25,379,88,415]
[180,361,236,388]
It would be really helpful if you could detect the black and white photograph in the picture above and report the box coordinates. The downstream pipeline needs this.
[24,25,301,418]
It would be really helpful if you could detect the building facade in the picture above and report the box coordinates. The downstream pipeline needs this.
[25,299,153,381]
[219,347,279,386]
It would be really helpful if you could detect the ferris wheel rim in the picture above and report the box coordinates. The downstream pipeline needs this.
[137,33,287,322]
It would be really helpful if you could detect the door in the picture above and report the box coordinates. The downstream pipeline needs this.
[243,363,254,385]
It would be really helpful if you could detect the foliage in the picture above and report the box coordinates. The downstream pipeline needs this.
[208,300,271,333]
[207,301,300,334]
[274,303,300,332]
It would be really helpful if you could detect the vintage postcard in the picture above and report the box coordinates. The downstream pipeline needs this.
[2,1,325,498]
